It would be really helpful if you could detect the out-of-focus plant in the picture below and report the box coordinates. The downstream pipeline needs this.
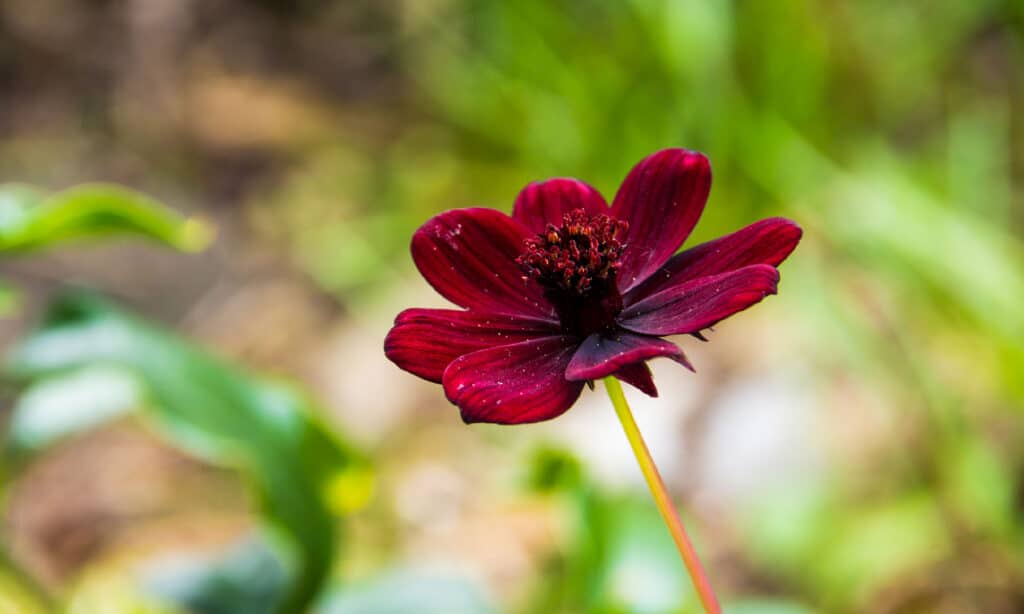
[0,184,366,613]
[0,183,211,255]
[0,181,217,612]
[0,182,213,318]
[522,446,818,614]
[4,295,368,614]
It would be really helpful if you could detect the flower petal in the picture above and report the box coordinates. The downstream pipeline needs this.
[611,149,712,292]
[384,308,560,383]
[512,178,609,234]
[443,336,584,425]
[565,330,689,381]
[627,217,802,302]
[411,208,556,319]
[614,362,658,397]
[618,264,780,336]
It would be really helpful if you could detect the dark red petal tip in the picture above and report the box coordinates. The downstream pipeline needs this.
[627,217,802,301]
[611,149,712,292]
[565,330,685,381]
[614,362,659,397]
[512,178,609,234]
[442,336,584,425]
[618,264,781,336]
[411,208,557,320]
[384,308,558,383]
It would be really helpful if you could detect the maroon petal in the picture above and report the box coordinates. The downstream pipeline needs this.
[611,149,712,292]
[384,308,560,383]
[411,208,556,319]
[627,217,802,302]
[618,264,780,336]
[565,330,690,381]
[614,362,659,397]
[443,336,584,425]
[512,178,609,234]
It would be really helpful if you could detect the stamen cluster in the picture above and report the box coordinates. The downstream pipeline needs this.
[517,209,628,295]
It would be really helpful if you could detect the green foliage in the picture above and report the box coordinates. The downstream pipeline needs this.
[5,294,368,614]
[143,539,288,614]
[0,183,212,254]
[522,447,822,614]
[525,449,687,614]
[7,366,141,452]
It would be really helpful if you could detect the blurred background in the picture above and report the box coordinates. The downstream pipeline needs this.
[1,1,1023,612]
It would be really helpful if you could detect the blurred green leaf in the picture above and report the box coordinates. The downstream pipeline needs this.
[943,436,1015,537]
[5,294,366,614]
[7,365,141,452]
[815,494,951,607]
[524,445,583,493]
[0,183,213,253]
[143,538,287,614]
[742,482,836,579]
[316,570,498,614]
[527,465,699,614]
[832,167,1024,346]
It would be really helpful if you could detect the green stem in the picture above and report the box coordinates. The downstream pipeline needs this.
[603,376,722,614]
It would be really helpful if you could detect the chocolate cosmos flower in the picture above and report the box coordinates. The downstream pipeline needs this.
[385,149,801,425]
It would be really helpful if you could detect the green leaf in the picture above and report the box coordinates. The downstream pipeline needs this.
[0,183,213,253]
[143,538,287,614]
[7,365,141,452]
[5,294,367,614]
[521,447,712,614]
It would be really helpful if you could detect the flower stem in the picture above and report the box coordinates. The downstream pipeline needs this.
[603,376,722,614]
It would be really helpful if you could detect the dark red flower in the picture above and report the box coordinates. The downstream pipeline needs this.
[385,149,801,425]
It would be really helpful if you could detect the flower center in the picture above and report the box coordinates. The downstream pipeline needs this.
[518,209,628,295]
[517,208,628,336]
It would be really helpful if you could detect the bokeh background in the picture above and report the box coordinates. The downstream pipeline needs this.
[1,1,1023,613]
